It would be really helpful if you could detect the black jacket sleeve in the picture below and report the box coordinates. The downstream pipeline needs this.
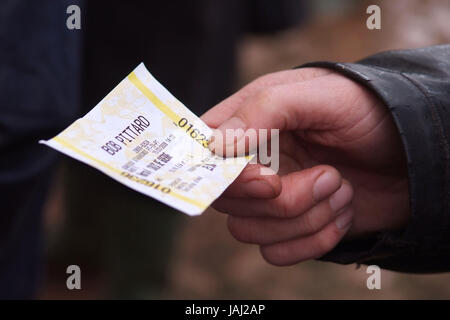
[300,44,450,273]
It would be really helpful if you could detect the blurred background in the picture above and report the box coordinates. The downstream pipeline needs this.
[2,0,450,299]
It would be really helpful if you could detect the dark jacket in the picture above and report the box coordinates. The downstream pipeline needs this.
[0,0,82,298]
[302,44,450,273]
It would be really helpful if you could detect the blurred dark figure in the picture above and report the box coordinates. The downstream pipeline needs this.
[0,0,305,298]
[0,0,82,298]
[54,1,306,299]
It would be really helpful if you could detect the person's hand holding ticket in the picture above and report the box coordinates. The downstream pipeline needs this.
[202,68,410,266]
[41,64,410,267]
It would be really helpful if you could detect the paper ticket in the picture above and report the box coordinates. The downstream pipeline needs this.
[40,63,251,216]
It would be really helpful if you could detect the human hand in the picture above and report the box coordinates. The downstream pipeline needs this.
[201,68,410,266]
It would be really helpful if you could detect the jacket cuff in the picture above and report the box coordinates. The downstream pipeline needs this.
[298,61,449,272]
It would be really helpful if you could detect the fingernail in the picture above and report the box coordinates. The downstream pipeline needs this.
[217,117,246,144]
[259,166,277,176]
[208,129,220,152]
[313,171,340,201]
[217,116,247,133]
[209,117,247,154]
[335,209,353,229]
[329,183,353,213]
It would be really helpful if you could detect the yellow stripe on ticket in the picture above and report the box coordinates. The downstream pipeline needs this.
[128,72,181,124]
[40,63,252,216]
[53,136,208,210]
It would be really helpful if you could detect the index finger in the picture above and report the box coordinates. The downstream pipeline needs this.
[200,68,331,127]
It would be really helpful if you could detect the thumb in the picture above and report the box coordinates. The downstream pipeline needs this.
[208,77,341,157]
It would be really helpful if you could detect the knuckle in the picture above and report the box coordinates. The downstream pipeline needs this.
[260,245,288,266]
[301,202,335,234]
[227,216,246,242]
[276,177,302,218]
[271,198,293,219]
[253,87,276,108]
[299,210,321,234]
[227,216,257,244]
[260,246,281,266]
[298,211,315,234]
[315,229,341,258]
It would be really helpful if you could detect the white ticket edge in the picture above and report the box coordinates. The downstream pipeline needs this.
[39,63,252,216]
